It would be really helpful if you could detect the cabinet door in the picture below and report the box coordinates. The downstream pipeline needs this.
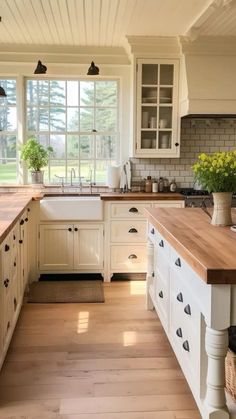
[73,224,103,270]
[135,58,180,158]
[39,224,74,271]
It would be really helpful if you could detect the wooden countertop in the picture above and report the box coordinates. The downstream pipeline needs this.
[145,207,236,285]
[0,191,183,244]
[100,192,184,200]
[0,192,41,244]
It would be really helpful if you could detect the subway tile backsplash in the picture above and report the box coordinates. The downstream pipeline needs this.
[130,118,236,189]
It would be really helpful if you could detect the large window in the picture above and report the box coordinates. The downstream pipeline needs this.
[0,79,17,184]
[26,79,119,184]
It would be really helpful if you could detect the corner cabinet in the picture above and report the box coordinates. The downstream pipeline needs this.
[134,59,180,158]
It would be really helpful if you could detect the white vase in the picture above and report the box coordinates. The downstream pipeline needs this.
[211,192,232,226]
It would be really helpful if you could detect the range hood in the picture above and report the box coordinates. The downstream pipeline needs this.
[179,36,236,118]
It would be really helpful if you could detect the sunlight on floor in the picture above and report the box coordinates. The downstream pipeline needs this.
[77,311,89,334]
[129,280,146,296]
[123,331,137,346]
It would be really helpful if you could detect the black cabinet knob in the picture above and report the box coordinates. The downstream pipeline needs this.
[159,240,164,247]
[14,261,16,267]
[152,271,155,277]
[68,228,72,232]
[20,219,24,225]
[175,257,181,267]
[175,142,180,147]
[184,304,191,316]
[176,328,183,338]
[176,292,183,303]
[19,239,23,244]
[74,227,78,232]
[128,228,138,233]
[129,207,138,213]
[128,254,137,259]
[27,208,30,212]
[4,279,9,288]
[4,244,10,252]
[25,217,28,222]
[13,235,16,240]
[158,290,163,298]
[183,340,190,352]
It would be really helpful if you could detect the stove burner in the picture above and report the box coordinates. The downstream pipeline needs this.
[180,188,209,196]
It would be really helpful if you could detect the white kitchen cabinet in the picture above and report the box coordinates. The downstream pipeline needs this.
[39,223,104,273]
[105,200,184,282]
[0,213,30,370]
[134,58,180,158]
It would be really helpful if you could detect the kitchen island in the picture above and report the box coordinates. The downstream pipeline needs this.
[145,207,236,419]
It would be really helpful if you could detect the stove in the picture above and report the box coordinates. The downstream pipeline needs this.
[180,189,236,208]
[180,189,212,208]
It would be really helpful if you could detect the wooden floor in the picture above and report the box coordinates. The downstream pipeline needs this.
[0,281,201,419]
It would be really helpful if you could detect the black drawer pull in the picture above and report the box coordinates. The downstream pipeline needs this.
[68,228,72,232]
[159,240,164,247]
[177,292,183,303]
[14,261,16,267]
[5,244,10,252]
[20,219,24,225]
[27,208,30,212]
[19,239,23,244]
[25,217,28,222]
[4,279,9,288]
[7,321,10,331]
[152,271,155,277]
[74,227,78,231]
[13,234,16,240]
[176,328,182,338]
[183,340,190,352]
[14,298,17,311]
[129,228,138,233]
[175,258,181,267]
[129,207,138,213]
[184,304,191,316]
[158,290,163,298]
[150,228,155,235]
[128,254,137,259]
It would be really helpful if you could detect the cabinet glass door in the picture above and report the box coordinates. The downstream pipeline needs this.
[138,61,178,155]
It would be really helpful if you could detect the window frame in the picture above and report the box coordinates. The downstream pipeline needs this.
[25,76,121,185]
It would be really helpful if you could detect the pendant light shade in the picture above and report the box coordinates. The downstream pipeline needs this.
[0,86,7,97]
[34,60,47,74]
[87,61,99,75]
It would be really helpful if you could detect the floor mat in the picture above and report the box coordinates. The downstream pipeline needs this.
[27,280,105,303]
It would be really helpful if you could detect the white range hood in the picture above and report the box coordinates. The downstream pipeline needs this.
[179,36,236,117]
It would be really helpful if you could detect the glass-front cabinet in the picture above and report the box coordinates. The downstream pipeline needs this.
[135,59,180,158]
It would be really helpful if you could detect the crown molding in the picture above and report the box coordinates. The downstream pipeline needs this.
[126,36,181,57]
[0,44,130,65]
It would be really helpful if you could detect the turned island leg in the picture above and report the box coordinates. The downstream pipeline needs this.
[204,326,229,419]
[146,237,154,310]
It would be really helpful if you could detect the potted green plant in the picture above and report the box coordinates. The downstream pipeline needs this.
[192,151,236,226]
[20,138,53,184]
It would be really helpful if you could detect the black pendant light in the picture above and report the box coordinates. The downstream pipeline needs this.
[87,61,99,75]
[34,60,47,74]
[0,85,7,97]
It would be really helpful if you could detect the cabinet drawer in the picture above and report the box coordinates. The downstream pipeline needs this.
[154,274,169,328]
[110,245,147,271]
[111,220,147,243]
[153,201,184,209]
[110,203,150,219]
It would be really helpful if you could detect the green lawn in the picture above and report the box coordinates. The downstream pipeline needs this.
[0,162,17,183]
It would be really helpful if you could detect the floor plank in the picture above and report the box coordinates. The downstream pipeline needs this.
[0,281,201,419]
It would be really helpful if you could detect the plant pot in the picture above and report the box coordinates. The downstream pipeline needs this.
[211,192,232,226]
[31,170,44,184]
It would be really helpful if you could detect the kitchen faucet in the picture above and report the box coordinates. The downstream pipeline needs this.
[70,168,76,186]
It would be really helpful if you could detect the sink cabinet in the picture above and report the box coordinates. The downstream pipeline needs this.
[39,223,104,273]
[134,58,180,158]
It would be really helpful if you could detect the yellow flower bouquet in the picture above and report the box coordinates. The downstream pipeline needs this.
[192,151,236,193]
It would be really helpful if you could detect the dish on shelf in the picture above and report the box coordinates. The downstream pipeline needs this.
[142,138,152,148]
[160,97,172,103]
[142,97,157,103]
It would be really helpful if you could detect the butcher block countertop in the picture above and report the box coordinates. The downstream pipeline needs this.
[0,192,41,244]
[145,207,236,285]
[99,192,184,200]
[0,191,183,244]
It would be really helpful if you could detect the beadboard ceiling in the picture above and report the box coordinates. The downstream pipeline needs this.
[0,0,235,51]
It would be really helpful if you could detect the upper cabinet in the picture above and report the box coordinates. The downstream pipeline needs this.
[134,58,180,158]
